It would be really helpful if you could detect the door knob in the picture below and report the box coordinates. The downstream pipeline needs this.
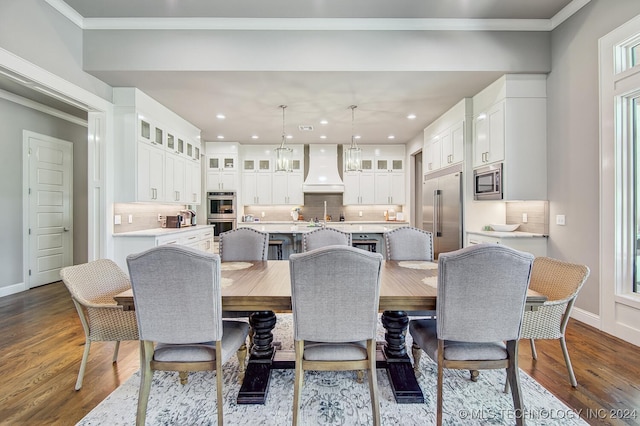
[63,227,70,232]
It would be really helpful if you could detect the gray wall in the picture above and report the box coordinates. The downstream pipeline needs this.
[0,98,87,290]
[548,0,640,314]
[0,0,112,101]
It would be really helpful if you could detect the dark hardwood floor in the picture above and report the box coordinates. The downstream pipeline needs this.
[0,281,639,425]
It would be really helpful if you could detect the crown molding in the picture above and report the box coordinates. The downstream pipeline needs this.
[44,0,591,32]
[44,0,84,28]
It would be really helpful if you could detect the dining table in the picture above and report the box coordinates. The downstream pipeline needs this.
[115,259,546,405]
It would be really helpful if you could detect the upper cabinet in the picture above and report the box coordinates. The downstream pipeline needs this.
[114,88,202,205]
[272,144,304,205]
[343,145,405,206]
[472,75,547,200]
[423,99,469,175]
[206,142,239,191]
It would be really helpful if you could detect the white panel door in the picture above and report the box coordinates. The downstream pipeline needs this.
[27,133,73,288]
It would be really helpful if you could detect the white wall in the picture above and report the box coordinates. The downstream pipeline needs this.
[0,97,88,292]
[548,0,640,315]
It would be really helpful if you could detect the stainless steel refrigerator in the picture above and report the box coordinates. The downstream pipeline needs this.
[422,165,463,259]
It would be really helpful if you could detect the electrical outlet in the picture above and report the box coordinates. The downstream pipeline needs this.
[158,214,162,222]
[359,211,363,217]
[114,215,121,225]
[522,213,528,223]
[556,214,566,226]
[261,212,265,218]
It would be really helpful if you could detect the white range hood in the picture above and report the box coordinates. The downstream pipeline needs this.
[303,144,344,193]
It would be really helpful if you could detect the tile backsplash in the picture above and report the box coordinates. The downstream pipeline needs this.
[505,201,549,235]
[243,194,403,222]
[114,203,190,233]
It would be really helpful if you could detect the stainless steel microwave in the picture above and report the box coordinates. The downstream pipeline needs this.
[474,163,502,200]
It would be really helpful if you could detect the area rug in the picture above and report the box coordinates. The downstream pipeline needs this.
[78,314,587,426]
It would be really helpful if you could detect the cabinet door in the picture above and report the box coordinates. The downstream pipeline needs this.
[242,173,257,204]
[242,173,272,204]
[343,172,361,205]
[165,152,186,202]
[272,172,288,204]
[487,102,505,164]
[219,171,236,190]
[389,172,405,204]
[374,173,391,204]
[439,128,454,166]
[137,142,165,201]
[209,156,221,170]
[450,121,464,165]
[426,139,442,172]
[185,161,201,204]
[359,172,375,204]
[473,112,490,167]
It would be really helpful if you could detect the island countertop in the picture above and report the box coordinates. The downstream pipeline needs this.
[113,225,214,238]
[467,230,548,238]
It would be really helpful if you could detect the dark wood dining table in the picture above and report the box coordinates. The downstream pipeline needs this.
[115,260,546,405]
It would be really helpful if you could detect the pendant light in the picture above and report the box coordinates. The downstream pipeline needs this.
[275,105,293,172]
[344,105,362,172]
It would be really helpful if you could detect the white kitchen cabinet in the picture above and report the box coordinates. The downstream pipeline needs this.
[114,88,202,204]
[137,142,165,201]
[185,160,202,204]
[471,75,547,200]
[242,172,273,205]
[207,154,238,190]
[442,121,464,167]
[374,172,405,205]
[165,152,187,203]
[113,226,215,272]
[272,172,304,205]
[343,171,375,205]
[472,100,505,167]
[466,231,547,257]
[424,137,441,173]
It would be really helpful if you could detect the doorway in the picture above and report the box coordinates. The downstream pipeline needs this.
[24,131,73,288]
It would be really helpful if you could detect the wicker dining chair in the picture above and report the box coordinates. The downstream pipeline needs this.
[519,257,590,387]
[302,227,352,251]
[60,259,139,390]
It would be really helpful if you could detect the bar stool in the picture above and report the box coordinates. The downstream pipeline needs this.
[269,239,284,260]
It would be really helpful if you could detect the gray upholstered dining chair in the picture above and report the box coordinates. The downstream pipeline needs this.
[384,226,433,261]
[289,245,383,426]
[384,226,434,317]
[60,259,139,390]
[126,245,250,426]
[219,227,269,261]
[519,256,590,387]
[302,227,352,251]
[409,243,534,426]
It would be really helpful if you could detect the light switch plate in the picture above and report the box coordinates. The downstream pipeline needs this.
[114,214,122,225]
[556,214,566,225]
[128,214,133,223]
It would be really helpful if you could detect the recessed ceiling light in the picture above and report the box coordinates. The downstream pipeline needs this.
[320,135,327,139]
[216,114,225,119]
[407,114,417,120]
[388,135,395,139]
[217,135,224,139]
[320,119,328,125]
[251,135,259,139]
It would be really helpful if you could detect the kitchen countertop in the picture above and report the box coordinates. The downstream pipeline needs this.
[238,222,409,234]
[113,225,214,237]
[467,230,548,238]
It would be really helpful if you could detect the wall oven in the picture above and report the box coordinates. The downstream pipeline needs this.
[473,163,502,200]
[207,191,236,240]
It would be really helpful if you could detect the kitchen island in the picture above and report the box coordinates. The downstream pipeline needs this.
[466,230,548,257]
[238,221,410,259]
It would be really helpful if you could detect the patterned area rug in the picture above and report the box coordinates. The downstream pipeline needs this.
[78,314,587,426]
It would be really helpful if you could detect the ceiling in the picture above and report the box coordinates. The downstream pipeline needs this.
[6,0,583,146]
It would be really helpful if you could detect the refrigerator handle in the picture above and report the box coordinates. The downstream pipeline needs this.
[434,189,442,237]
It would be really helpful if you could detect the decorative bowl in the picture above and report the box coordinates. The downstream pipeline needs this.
[490,224,520,232]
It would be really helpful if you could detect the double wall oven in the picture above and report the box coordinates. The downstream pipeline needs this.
[207,191,236,240]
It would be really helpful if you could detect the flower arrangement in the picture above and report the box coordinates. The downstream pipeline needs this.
[291,207,301,221]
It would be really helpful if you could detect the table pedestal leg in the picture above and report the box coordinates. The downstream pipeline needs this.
[237,310,277,404]
[381,310,425,404]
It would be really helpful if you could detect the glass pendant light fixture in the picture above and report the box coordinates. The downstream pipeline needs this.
[275,104,293,172]
[344,105,362,172]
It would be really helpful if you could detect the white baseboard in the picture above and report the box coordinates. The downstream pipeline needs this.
[570,307,601,329]
[0,282,28,298]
